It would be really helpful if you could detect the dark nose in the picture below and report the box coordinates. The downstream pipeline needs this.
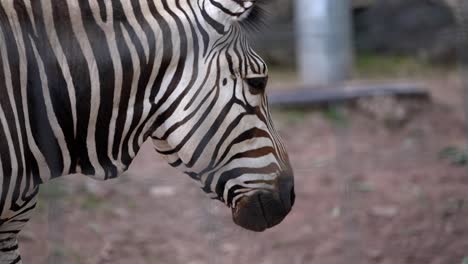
[231,171,295,232]
[232,191,289,232]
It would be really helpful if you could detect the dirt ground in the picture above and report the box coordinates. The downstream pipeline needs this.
[19,74,468,264]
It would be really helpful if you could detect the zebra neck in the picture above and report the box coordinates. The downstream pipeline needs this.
[0,0,210,181]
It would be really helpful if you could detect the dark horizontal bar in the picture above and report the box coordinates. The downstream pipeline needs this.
[268,82,430,107]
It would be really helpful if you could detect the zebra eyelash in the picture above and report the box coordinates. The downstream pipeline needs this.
[238,1,268,33]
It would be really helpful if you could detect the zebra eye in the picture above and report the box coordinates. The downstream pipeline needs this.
[246,76,268,95]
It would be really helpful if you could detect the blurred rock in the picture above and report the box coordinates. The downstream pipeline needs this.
[221,243,239,254]
[331,206,342,219]
[112,207,129,219]
[150,186,176,198]
[18,231,36,242]
[367,248,383,261]
[84,180,107,197]
[371,206,399,218]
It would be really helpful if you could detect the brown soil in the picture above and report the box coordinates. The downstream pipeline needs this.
[20,76,468,264]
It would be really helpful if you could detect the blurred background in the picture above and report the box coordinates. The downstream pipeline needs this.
[22,0,468,263]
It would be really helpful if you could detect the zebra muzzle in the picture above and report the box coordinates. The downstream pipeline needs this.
[231,190,291,232]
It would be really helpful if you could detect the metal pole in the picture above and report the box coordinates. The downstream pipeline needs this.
[295,1,361,263]
[294,0,354,87]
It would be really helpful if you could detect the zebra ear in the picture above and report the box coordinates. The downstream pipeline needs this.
[203,0,257,31]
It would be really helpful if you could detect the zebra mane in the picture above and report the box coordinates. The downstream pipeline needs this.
[239,0,268,33]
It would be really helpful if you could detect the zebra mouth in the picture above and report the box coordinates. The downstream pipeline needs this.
[231,191,290,232]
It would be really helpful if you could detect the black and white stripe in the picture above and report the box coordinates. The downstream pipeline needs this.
[0,0,293,262]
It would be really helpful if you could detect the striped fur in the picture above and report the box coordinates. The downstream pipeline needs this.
[0,0,293,262]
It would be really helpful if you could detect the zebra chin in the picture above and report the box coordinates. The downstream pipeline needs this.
[231,188,294,232]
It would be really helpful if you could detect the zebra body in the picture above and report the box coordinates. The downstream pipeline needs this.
[0,0,295,262]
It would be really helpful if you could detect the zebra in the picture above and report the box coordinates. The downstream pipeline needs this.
[0,0,295,262]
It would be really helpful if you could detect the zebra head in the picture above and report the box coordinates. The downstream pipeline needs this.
[151,0,294,232]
